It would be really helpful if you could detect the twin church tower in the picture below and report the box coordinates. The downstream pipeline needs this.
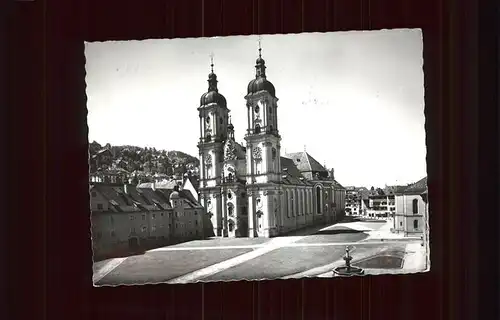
[197,40,345,238]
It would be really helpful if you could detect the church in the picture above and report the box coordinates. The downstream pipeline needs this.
[197,45,346,238]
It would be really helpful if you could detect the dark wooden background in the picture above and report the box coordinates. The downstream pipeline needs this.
[7,0,498,319]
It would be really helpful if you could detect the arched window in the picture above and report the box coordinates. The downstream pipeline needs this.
[301,190,305,215]
[205,133,212,142]
[316,186,322,214]
[227,173,233,182]
[206,116,210,124]
[285,190,290,218]
[413,219,419,229]
[294,190,298,216]
[310,190,313,213]
[254,124,261,134]
[297,191,302,215]
[305,190,308,214]
[302,190,305,215]
[412,199,419,214]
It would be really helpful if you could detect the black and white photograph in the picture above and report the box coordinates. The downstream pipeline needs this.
[86,29,429,286]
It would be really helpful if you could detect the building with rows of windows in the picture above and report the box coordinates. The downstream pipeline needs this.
[197,46,346,238]
[393,177,428,235]
[90,182,205,260]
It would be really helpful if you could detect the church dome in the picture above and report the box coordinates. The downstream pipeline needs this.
[247,47,276,98]
[200,67,227,107]
[247,77,276,97]
[200,89,227,107]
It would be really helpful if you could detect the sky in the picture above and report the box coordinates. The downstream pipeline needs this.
[85,29,426,188]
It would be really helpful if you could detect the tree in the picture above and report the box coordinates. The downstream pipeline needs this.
[143,161,152,173]
[126,161,138,173]
[89,141,102,155]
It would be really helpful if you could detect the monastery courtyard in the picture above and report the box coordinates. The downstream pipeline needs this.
[93,217,426,285]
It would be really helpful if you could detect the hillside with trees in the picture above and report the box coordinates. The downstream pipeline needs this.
[89,141,199,178]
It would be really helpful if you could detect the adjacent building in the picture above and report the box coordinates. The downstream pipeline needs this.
[366,194,395,218]
[393,177,428,235]
[196,47,346,238]
[349,185,407,218]
[90,182,205,260]
[345,187,362,215]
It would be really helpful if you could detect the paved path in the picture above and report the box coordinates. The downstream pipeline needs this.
[167,236,305,284]
[402,242,428,272]
[92,217,426,285]
[92,258,127,284]
[362,218,422,241]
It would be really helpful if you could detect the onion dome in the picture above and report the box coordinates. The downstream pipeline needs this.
[247,77,276,97]
[169,190,180,200]
[200,59,227,107]
[247,46,276,97]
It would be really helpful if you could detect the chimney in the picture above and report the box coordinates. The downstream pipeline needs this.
[152,181,156,191]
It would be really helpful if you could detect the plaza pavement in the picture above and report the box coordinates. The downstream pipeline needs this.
[93,217,426,285]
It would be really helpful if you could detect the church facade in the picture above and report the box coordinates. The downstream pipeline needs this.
[197,47,346,238]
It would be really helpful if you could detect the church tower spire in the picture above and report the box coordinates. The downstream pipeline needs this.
[255,36,266,78]
[208,53,218,92]
[198,52,230,238]
[244,37,282,238]
[227,115,235,140]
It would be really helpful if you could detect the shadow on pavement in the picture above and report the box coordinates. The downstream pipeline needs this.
[313,229,366,236]
[354,255,404,269]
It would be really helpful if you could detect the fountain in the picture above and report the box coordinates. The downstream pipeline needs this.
[333,246,365,277]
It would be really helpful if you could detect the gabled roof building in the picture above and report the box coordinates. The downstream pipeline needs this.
[393,177,428,235]
[90,182,205,260]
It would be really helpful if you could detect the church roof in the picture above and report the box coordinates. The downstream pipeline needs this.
[384,185,408,195]
[285,151,327,173]
[394,177,428,195]
[333,180,345,189]
[280,156,310,185]
[402,177,428,194]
